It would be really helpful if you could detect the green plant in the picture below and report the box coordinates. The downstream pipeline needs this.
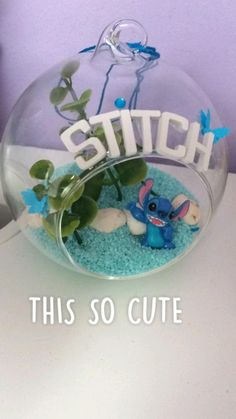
[29,159,98,244]
[24,61,149,244]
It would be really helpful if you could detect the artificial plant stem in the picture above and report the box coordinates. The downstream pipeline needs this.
[63,77,79,109]
[68,86,78,102]
[106,168,122,201]
[65,78,79,102]
[74,230,83,245]
[64,77,87,120]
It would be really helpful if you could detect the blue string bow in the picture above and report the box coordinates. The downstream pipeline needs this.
[127,42,160,60]
[80,43,160,60]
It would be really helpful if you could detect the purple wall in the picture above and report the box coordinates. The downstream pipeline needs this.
[0,0,235,171]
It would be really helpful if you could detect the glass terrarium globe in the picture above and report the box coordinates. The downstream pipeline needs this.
[0,19,228,279]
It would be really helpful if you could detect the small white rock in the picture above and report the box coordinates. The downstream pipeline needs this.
[172,194,201,226]
[90,208,126,233]
[124,209,146,235]
[28,214,43,229]
[18,209,43,229]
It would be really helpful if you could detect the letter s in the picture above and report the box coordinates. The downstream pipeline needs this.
[89,299,99,325]
[64,299,75,325]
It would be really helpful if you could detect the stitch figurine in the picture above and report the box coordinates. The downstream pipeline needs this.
[127,179,190,249]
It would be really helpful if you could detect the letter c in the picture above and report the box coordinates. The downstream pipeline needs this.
[128,298,141,325]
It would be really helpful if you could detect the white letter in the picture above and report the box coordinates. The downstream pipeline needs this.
[101,298,115,325]
[173,298,182,324]
[143,297,157,325]
[156,112,187,158]
[65,299,75,325]
[75,137,107,169]
[183,122,213,171]
[128,298,141,325]
[89,299,99,325]
[60,120,107,170]
[29,297,41,323]
[158,297,170,323]
[57,297,63,324]
[90,111,121,158]
[120,110,137,156]
[43,296,54,325]
[60,119,91,153]
[131,110,161,154]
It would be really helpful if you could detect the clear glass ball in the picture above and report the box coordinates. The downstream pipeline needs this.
[0,20,228,279]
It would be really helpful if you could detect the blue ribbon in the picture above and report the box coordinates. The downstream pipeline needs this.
[127,42,160,60]
[79,42,160,60]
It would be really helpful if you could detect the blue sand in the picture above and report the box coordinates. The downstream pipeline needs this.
[27,164,196,277]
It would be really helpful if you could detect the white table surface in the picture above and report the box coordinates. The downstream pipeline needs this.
[0,174,236,419]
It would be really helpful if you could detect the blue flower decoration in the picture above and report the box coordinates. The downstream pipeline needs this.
[21,189,48,217]
[200,110,230,144]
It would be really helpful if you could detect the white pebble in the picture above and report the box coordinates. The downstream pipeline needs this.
[90,208,126,233]
[18,209,43,229]
[124,209,146,235]
[172,194,201,225]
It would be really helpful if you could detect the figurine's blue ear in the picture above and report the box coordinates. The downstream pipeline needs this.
[139,179,153,208]
[170,200,190,221]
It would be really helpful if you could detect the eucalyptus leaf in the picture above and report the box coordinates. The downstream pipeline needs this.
[77,89,92,107]
[49,185,84,210]
[71,195,98,229]
[61,212,80,237]
[42,213,57,239]
[61,60,80,78]
[32,184,47,200]
[60,89,92,113]
[48,196,64,211]
[115,158,148,186]
[94,126,122,148]
[94,126,105,138]
[60,101,83,113]
[93,126,107,147]
[48,174,84,210]
[43,212,80,239]
[30,160,54,180]
[50,87,68,105]
[83,172,105,201]
[48,174,77,198]
[94,126,106,142]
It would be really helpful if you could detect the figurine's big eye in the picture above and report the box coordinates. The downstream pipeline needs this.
[148,202,156,212]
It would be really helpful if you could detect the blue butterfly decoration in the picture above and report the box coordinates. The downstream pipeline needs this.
[21,189,48,217]
[200,110,230,144]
